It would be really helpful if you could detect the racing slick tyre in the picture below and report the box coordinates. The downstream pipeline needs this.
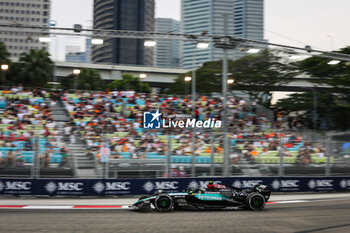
[154,194,174,212]
[245,193,265,211]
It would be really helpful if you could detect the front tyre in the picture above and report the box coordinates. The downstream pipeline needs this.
[246,193,265,211]
[154,194,174,212]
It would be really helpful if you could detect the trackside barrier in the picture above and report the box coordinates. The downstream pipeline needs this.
[0,177,349,196]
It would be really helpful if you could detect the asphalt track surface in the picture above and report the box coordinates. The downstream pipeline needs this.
[0,197,350,233]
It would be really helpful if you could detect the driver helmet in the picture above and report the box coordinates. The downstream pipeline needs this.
[207,181,214,190]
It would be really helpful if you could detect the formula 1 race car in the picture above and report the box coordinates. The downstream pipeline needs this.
[130,182,271,212]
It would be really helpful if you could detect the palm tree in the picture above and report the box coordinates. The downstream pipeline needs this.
[19,49,53,87]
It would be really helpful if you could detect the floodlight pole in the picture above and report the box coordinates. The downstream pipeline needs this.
[222,15,229,177]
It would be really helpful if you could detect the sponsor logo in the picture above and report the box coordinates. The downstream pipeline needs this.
[93,182,105,193]
[143,110,161,129]
[45,182,84,193]
[143,110,221,129]
[271,179,299,190]
[188,180,222,189]
[143,181,179,192]
[308,179,333,190]
[143,181,155,192]
[339,179,350,189]
[105,182,130,191]
[93,182,131,194]
[196,195,222,201]
[233,180,263,189]
[2,181,31,190]
[45,182,57,193]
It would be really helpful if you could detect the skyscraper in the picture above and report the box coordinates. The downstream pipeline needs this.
[65,39,92,63]
[181,0,264,69]
[92,0,155,66]
[154,18,180,68]
[0,0,51,59]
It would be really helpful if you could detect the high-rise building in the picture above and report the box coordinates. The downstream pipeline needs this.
[181,0,264,69]
[65,52,87,63]
[92,0,155,66]
[0,0,51,60]
[154,18,180,68]
[65,39,92,63]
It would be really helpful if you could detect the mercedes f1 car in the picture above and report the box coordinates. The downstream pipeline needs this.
[130,182,271,212]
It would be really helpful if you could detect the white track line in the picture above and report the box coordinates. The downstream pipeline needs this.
[275,200,308,204]
[22,205,74,209]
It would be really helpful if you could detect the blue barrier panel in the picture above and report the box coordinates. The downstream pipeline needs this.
[0,177,349,196]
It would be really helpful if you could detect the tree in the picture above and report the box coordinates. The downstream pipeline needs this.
[275,46,350,130]
[0,41,12,86]
[275,91,338,130]
[0,41,10,65]
[168,50,295,107]
[298,46,350,103]
[18,49,54,87]
[61,68,105,90]
[107,73,151,93]
[168,60,222,95]
[229,50,295,107]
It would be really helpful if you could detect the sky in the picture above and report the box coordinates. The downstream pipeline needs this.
[50,0,350,60]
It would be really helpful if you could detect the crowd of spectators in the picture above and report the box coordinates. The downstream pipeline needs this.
[60,90,327,166]
[0,86,329,170]
[0,87,70,169]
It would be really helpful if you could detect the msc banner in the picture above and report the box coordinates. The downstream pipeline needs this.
[0,177,349,196]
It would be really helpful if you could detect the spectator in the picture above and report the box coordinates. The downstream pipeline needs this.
[5,150,15,168]
[40,151,50,168]
[15,149,24,167]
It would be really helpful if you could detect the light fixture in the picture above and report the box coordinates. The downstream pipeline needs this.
[139,73,147,79]
[49,20,57,27]
[144,40,156,47]
[91,38,104,45]
[290,55,302,60]
[247,48,260,54]
[47,82,60,85]
[1,64,9,71]
[227,79,234,84]
[73,69,81,75]
[39,37,51,43]
[184,76,192,82]
[196,42,209,49]
[328,60,340,65]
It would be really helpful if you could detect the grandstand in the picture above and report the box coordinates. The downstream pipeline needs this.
[0,87,349,178]
[0,88,73,177]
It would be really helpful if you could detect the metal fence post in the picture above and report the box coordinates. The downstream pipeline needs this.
[222,132,229,176]
[325,131,333,177]
[210,133,215,176]
[32,136,40,179]
[191,132,196,178]
[167,133,171,178]
[30,137,36,178]
[278,139,284,177]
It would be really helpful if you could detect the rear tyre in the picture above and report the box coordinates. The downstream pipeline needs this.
[245,193,265,211]
[154,194,174,212]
